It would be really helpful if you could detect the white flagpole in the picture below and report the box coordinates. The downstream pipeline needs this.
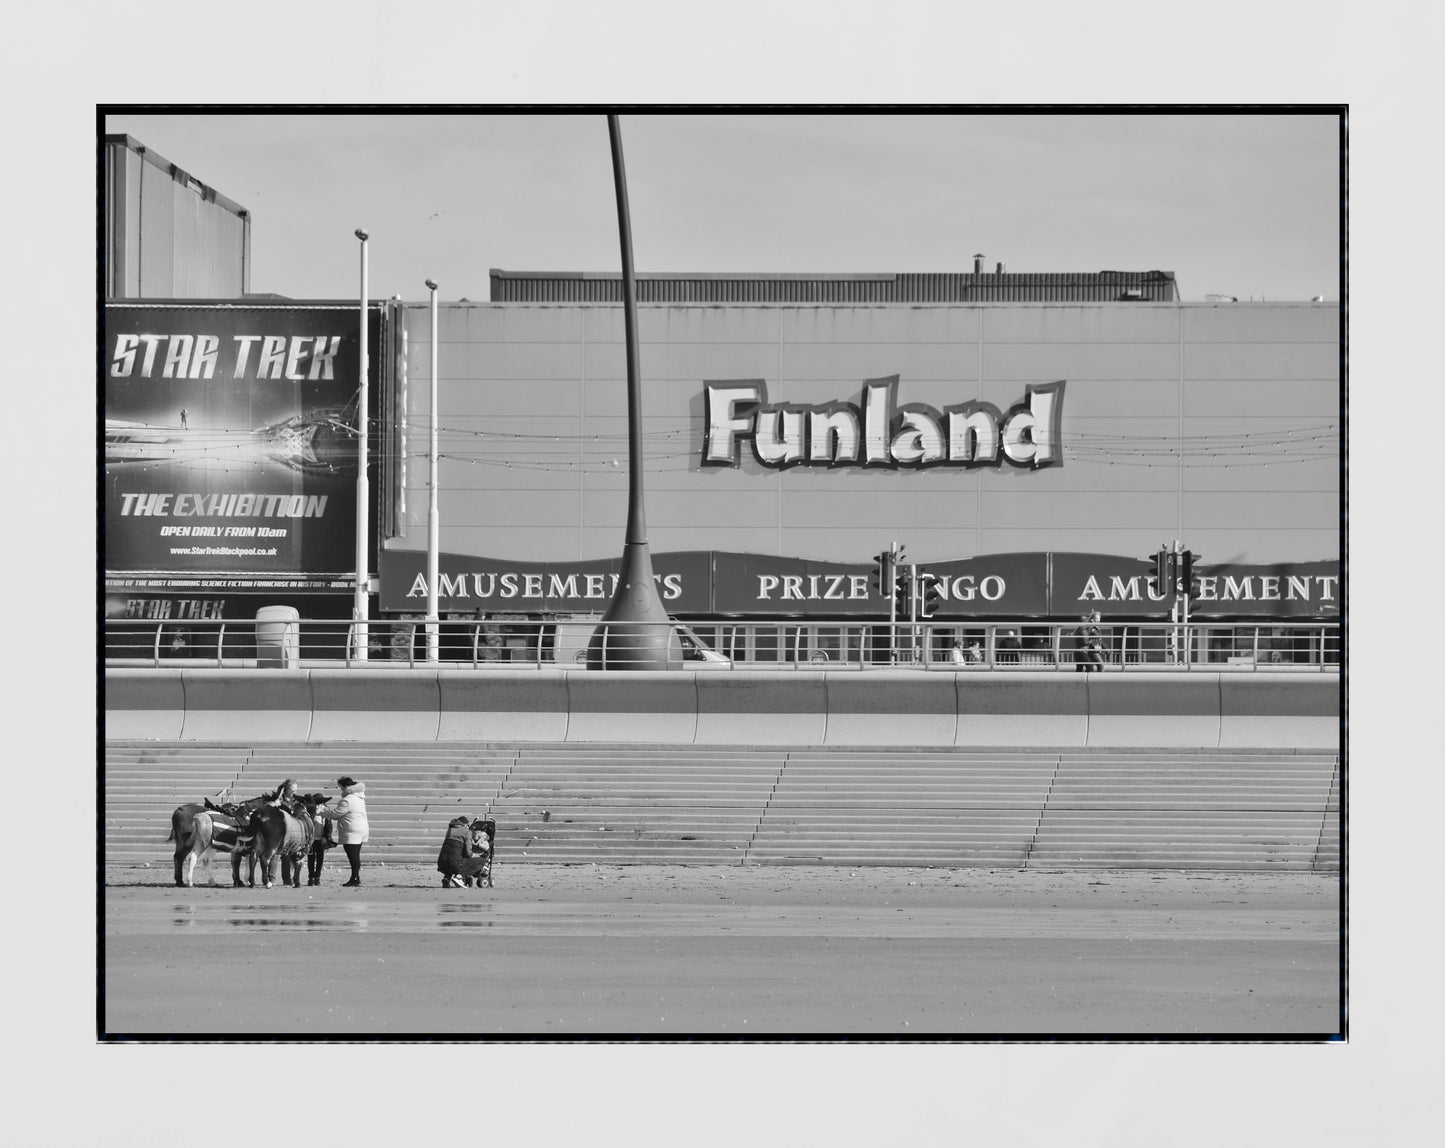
[425,278,440,663]
[353,228,370,660]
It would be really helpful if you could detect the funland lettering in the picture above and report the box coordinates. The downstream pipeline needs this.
[702,376,1065,470]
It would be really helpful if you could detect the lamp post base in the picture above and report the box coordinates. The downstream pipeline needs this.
[585,542,681,670]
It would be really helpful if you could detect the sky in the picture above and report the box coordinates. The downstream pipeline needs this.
[102,111,1341,304]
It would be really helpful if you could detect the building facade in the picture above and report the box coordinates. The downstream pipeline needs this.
[101,257,1339,659]
[380,289,1338,630]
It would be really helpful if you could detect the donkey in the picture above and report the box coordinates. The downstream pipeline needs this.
[176,804,257,888]
[168,794,263,887]
[248,794,331,889]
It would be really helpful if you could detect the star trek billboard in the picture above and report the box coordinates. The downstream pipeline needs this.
[103,303,382,589]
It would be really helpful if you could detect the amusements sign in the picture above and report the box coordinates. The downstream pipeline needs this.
[381,550,1048,616]
[1052,553,1340,619]
[380,551,714,614]
[104,304,381,588]
[383,549,1339,619]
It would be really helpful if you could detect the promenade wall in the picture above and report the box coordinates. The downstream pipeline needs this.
[105,668,1338,749]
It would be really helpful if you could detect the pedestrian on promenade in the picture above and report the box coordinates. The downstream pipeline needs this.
[333,776,369,886]
[1075,611,1105,672]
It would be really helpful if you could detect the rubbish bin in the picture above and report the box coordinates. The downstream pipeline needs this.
[255,606,300,668]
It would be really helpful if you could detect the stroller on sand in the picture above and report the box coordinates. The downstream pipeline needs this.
[467,817,495,888]
[438,814,496,889]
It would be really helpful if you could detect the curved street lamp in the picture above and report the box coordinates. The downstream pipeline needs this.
[586,115,681,670]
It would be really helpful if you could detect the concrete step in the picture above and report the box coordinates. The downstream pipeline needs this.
[103,740,1341,872]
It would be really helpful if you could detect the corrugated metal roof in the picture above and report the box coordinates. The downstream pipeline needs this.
[489,269,1179,303]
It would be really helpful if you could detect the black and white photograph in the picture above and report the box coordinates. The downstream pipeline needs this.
[13,6,1424,1137]
[96,107,1344,1041]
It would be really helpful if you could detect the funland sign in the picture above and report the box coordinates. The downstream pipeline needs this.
[702,377,1065,469]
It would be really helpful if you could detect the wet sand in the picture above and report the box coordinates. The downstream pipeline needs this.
[102,865,1340,1037]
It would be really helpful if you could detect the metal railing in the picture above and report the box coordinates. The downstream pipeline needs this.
[104,616,1341,672]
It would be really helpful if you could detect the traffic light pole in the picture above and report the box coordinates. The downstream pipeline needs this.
[1151,540,1201,665]
[909,562,920,663]
[1171,538,1196,664]
[888,542,898,665]
[1179,542,1193,664]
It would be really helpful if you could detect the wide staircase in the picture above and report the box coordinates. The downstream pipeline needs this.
[105,742,1340,872]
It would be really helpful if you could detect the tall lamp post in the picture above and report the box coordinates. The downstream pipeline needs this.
[353,228,370,660]
[585,114,680,670]
[424,278,440,663]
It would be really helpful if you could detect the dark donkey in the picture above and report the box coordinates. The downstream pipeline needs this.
[248,793,331,888]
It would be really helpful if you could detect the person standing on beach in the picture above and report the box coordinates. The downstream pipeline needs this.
[332,776,369,886]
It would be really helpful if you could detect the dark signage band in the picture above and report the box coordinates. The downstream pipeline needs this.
[379,550,1338,618]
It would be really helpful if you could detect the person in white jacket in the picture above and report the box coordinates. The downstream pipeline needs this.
[332,777,370,887]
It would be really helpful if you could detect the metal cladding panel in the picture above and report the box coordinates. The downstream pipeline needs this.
[780,490,981,530]
[439,377,582,417]
[980,490,1180,531]
[1062,379,1181,418]
[455,341,584,381]
[783,305,981,344]
[104,143,143,297]
[984,342,1178,382]
[170,191,247,298]
[982,304,1180,344]
[1184,341,1338,381]
[638,306,783,344]
[597,489,776,530]
[1184,378,1340,419]
[586,342,782,383]
[1183,303,1339,343]
[1181,491,1338,530]
[782,342,971,384]
[138,165,176,295]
